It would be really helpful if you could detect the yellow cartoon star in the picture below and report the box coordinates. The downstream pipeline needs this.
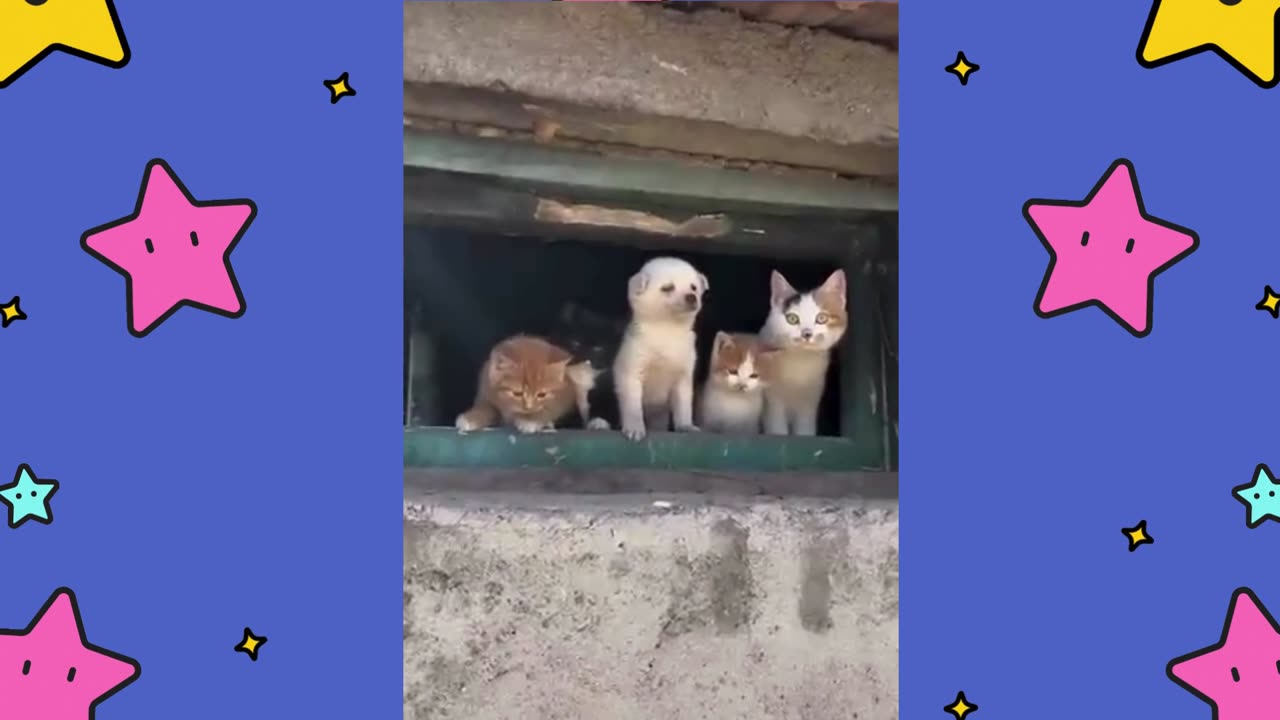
[323,72,356,104]
[945,51,980,86]
[944,691,978,719]
[1122,519,1155,552]
[234,627,267,661]
[1258,285,1280,318]
[0,0,129,89]
[0,296,26,328]
[1138,0,1280,87]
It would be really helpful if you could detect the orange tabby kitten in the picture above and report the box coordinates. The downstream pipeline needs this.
[455,335,586,434]
[697,331,781,434]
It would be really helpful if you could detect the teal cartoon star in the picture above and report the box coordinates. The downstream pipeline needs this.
[0,464,58,528]
[1234,463,1280,529]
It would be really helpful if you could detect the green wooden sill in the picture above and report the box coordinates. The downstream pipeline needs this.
[404,427,879,472]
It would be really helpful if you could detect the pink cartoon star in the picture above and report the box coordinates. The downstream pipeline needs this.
[1168,587,1280,720]
[1022,158,1199,337]
[81,158,257,337]
[0,588,140,720]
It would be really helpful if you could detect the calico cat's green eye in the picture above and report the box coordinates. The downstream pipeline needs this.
[785,313,800,325]
[536,391,548,399]
[749,373,759,379]
[728,369,739,376]
[815,312,829,324]
[511,390,524,397]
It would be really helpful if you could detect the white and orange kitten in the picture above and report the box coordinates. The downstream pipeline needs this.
[697,332,780,434]
[758,269,848,436]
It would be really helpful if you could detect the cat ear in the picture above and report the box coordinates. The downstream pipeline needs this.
[699,273,711,293]
[546,348,572,382]
[487,347,514,382]
[490,346,514,368]
[819,269,847,304]
[770,271,797,306]
[628,270,649,296]
[713,331,734,354]
[546,344,573,366]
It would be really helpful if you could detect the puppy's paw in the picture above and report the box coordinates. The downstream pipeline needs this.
[586,417,611,431]
[514,419,543,434]
[674,423,701,433]
[621,423,647,441]
[455,414,482,433]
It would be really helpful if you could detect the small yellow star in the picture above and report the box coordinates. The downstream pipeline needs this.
[323,71,356,104]
[0,296,26,328]
[944,690,978,719]
[1122,519,1154,552]
[1258,285,1280,318]
[234,627,267,661]
[945,51,980,86]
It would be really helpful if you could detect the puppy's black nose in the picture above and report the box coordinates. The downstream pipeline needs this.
[684,293,699,308]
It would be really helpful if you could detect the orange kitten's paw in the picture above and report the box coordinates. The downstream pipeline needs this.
[455,414,485,433]
[513,419,544,434]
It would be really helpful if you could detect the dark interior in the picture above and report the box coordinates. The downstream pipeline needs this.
[404,225,845,435]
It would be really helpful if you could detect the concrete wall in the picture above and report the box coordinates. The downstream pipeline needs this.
[404,489,898,719]
[404,2,898,148]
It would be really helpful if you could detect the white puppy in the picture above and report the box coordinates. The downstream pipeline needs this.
[614,257,708,441]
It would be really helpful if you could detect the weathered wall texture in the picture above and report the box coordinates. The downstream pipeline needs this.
[403,2,898,147]
[404,492,898,720]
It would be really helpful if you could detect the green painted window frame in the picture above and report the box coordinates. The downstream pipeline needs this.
[402,140,897,474]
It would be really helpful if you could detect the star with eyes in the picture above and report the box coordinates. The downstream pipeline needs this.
[1168,587,1280,720]
[1023,158,1199,337]
[0,463,58,528]
[0,587,140,720]
[81,158,257,338]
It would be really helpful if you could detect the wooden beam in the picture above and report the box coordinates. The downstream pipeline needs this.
[404,169,881,261]
[404,82,898,181]
[404,130,898,213]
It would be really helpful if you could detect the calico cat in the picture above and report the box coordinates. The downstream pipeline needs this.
[758,269,848,436]
[455,335,596,434]
[546,302,626,430]
[697,331,780,434]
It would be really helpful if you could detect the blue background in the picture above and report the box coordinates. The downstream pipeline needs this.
[0,2,403,717]
[901,2,1280,718]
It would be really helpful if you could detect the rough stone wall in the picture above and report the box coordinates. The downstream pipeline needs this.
[404,493,899,720]
[404,2,898,147]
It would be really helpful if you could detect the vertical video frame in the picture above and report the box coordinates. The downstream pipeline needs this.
[403,2,898,718]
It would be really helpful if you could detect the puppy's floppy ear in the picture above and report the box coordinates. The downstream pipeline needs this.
[628,270,649,297]
[770,270,797,306]
[818,269,847,306]
[699,273,710,294]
